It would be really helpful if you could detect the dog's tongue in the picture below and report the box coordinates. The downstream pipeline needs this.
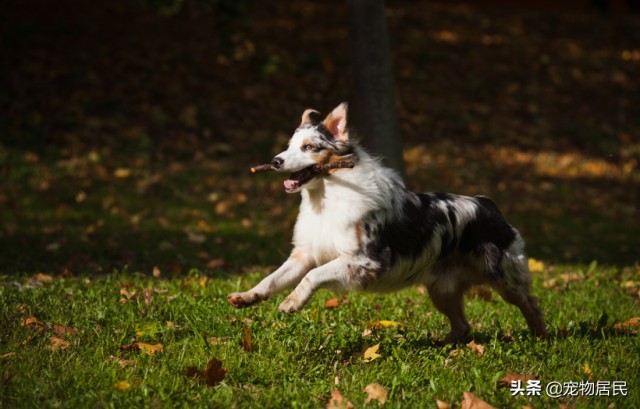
[284,179,298,190]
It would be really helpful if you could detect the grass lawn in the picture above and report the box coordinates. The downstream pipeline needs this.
[1,263,639,408]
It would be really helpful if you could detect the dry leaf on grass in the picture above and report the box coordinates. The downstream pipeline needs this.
[21,316,47,332]
[497,374,538,387]
[613,317,640,334]
[324,298,340,309]
[364,383,388,405]
[528,258,545,273]
[460,391,498,409]
[120,342,163,355]
[29,273,54,286]
[369,320,401,329]
[241,327,252,352]
[206,258,225,269]
[543,272,582,289]
[0,352,16,360]
[436,399,451,409]
[113,380,131,390]
[48,336,70,351]
[326,390,353,409]
[467,340,485,356]
[363,343,382,363]
[51,324,78,338]
[184,357,227,387]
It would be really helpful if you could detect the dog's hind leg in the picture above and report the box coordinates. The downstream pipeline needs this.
[228,249,314,308]
[492,249,547,338]
[427,284,472,344]
[491,281,547,338]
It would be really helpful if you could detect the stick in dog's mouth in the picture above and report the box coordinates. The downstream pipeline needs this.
[250,158,356,192]
[250,160,355,174]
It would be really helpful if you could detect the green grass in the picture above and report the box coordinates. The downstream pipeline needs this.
[1,264,639,408]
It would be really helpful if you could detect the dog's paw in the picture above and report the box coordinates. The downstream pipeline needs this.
[278,295,303,314]
[228,292,264,308]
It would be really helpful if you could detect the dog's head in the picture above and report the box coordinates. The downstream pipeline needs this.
[272,102,354,193]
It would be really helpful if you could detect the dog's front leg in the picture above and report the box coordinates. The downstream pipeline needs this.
[228,251,314,308]
[278,256,357,313]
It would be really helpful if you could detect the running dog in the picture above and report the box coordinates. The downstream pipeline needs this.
[228,102,547,343]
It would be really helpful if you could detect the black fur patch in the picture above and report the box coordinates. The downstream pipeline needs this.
[361,193,516,275]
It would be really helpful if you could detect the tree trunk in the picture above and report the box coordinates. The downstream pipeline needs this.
[346,0,405,177]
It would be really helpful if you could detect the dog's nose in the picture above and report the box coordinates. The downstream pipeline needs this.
[271,156,284,169]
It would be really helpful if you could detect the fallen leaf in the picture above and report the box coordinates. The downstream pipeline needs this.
[370,320,401,329]
[48,336,70,351]
[467,340,485,356]
[436,399,451,409]
[543,272,581,289]
[497,374,538,387]
[364,383,388,405]
[120,342,163,355]
[21,316,47,332]
[209,336,230,345]
[51,324,78,338]
[363,343,381,363]
[29,273,54,286]
[528,258,545,273]
[326,389,353,409]
[582,362,593,377]
[114,168,131,178]
[206,258,225,269]
[324,298,340,309]
[460,391,498,409]
[242,327,252,352]
[113,380,131,390]
[0,352,16,360]
[614,317,640,332]
[185,357,227,387]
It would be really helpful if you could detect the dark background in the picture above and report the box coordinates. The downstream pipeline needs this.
[1,0,638,274]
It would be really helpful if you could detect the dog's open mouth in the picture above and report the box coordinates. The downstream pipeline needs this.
[283,166,318,193]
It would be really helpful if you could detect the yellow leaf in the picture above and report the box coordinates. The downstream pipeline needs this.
[364,383,388,405]
[528,258,545,273]
[114,168,131,178]
[113,380,131,391]
[582,362,593,377]
[370,320,401,329]
[363,343,381,363]
[137,343,163,355]
[436,400,451,409]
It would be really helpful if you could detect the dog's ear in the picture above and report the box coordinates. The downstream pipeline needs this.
[300,109,322,127]
[323,102,348,142]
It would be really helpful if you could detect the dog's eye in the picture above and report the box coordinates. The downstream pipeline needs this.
[302,144,315,152]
